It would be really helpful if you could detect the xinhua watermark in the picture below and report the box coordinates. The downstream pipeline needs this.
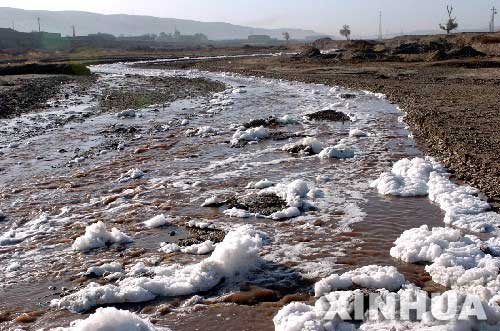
[315,291,490,322]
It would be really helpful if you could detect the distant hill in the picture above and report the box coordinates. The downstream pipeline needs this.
[0,7,322,40]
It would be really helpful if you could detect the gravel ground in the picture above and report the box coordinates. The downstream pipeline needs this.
[0,74,96,119]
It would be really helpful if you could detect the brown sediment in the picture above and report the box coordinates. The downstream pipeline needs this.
[305,109,351,122]
[154,56,500,205]
[226,193,288,216]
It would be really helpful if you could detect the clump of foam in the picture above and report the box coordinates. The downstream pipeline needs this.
[257,179,321,220]
[143,215,171,229]
[269,207,301,220]
[371,157,436,197]
[232,88,247,94]
[318,145,355,160]
[230,126,268,145]
[86,262,123,277]
[53,225,263,312]
[223,208,254,218]
[389,225,464,263]
[185,126,218,137]
[283,137,324,155]
[186,220,217,230]
[278,115,299,124]
[201,195,225,207]
[50,307,168,331]
[180,241,216,255]
[275,278,500,331]
[372,157,499,233]
[72,221,133,252]
[391,225,500,301]
[159,242,181,254]
[118,169,145,182]
[274,268,409,331]
[246,179,275,189]
[349,128,367,137]
[314,265,406,297]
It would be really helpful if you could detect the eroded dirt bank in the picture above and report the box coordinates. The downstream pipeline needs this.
[140,57,500,205]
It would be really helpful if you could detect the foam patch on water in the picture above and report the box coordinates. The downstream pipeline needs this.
[372,157,499,233]
[72,221,133,252]
[391,225,500,301]
[283,137,324,155]
[275,277,500,331]
[314,265,406,297]
[143,215,171,229]
[51,307,169,331]
[230,126,269,145]
[53,225,263,312]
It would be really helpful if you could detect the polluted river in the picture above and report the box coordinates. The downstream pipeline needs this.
[1,58,499,331]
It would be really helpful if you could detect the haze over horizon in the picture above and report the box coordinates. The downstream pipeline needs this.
[0,0,498,37]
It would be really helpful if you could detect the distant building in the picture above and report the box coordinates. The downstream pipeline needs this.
[156,30,208,44]
[0,28,65,50]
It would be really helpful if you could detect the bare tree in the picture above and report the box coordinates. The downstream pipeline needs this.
[282,32,290,44]
[339,25,351,40]
[439,5,459,34]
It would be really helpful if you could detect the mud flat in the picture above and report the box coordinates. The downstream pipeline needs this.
[152,56,500,206]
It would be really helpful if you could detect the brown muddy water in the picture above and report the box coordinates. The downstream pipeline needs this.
[0,62,446,330]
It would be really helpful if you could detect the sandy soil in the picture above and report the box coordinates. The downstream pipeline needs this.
[140,56,500,206]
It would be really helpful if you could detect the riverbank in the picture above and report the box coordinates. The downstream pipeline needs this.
[140,56,500,206]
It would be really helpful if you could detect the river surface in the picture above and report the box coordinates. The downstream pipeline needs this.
[0,61,446,330]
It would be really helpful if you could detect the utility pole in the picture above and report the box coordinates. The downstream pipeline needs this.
[71,25,76,37]
[378,10,383,41]
[37,17,41,32]
[12,21,14,30]
[490,6,498,33]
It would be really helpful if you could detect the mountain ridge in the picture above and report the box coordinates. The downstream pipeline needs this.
[0,7,323,40]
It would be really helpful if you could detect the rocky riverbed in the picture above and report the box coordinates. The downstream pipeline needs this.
[143,56,500,206]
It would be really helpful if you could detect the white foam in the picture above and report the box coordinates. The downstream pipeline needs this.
[185,126,218,137]
[51,307,168,331]
[180,240,216,255]
[72,221,133,252]
[86,262,123,277]
[349,128,367,137]
[283,137,323,155]
[371,157,436,197]
[223,208,254,218]
[201,195,225,207]
[230,126,269,145]
[372,157,498,233]
[391,225,500,301]
[278,115,299,124]
[143,215,171,229]
[53,225,263,312]
[314,265,406,297]
[118,168,145,182]
[269,207,301,220]
[247,178,275,189]
[159,242,181,254]
[318,146,355,160]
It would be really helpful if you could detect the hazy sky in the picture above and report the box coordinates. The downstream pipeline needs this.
[0,0,498,36]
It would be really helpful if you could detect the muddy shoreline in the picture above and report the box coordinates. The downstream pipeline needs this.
[0,73,225,121]
[143,57,500,205]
